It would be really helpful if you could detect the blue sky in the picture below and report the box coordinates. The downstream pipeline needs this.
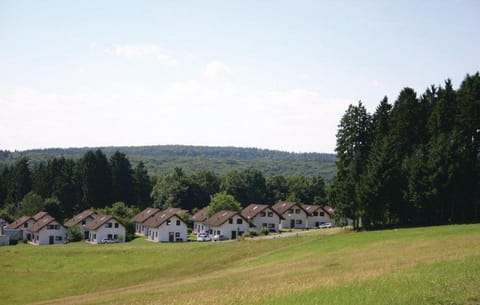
[1,1,479,152]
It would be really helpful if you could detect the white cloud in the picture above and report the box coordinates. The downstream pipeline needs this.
[113,44,177,65]
[0,79,351,152]
[302,73,312,80]
[89,41,97,49]
[203,60,232,81]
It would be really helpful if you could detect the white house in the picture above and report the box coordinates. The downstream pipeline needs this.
[131,207,160,235]
[6,215,36,240]
[272,201,308,230]
[240,204,282,233]
[302,204,333,228]
[143,208,187,242]
[64,210,97,239]
[86,215,126,244]
[191,207,209,235]
[204,210,250,240]
[30,214,67,245]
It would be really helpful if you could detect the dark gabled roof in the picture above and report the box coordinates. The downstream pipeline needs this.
[143,208,186,228]
[322,205,335,215]
[6,216,32,229]
[64,210,96,227]
[32,211,49,221]
[302,204,331,217]
[204,210,249,227]
[85,215,124,231]
[30,214,63,232]
[272,201,307,215]
[131,207,160,223]
[241,204,284,220]
[191,207,209,223]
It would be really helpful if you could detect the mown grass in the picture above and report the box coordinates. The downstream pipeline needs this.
[1,224,479,305]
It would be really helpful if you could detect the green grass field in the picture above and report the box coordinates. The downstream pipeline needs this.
[1,224,479,305]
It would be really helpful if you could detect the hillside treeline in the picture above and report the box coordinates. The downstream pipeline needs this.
[0,150,327,222]
[0,146,337,179]
[330,72,480,229]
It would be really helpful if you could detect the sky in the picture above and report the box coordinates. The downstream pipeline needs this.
[1,1,479,153]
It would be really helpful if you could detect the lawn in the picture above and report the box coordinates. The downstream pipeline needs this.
[1,224,479,305]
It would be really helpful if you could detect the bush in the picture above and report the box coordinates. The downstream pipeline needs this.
[243,228,260,238]
[261,227,270,235]
[66,226,83,242]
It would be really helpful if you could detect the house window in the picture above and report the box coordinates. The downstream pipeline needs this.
[320,212,325,216]
[114,223,119,228]
[54,224,60,230]
[167,219,171,225]
[108,234,113,239]
[209,229,213,234]
[262,223,267,228]
[176,220,181,226]
[295,209,300,214]
[24,223,28,228]
[82,220,86,225]
[267,212,273,217]
[296,219,302,224]
[217,230,221,235]
[175,232,180,237]
[47,224,54,230]
[288,209,293,214]
[155,231,158,237]
[268,223,275,228]
[55,236,62,241]
[313,212,318,216]
[105,223,112,228]
[260,212,266,217]
[229,219,233,224]
[114,234,118,240]
[237,219,243,224]
[93,234,96,239]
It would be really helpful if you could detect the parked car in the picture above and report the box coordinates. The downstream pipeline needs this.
[213,234,227,241]
[100,238,119,244]
[196,233,211,242]
[318,222,333,229]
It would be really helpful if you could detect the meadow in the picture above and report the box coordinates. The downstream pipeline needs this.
[1,224,479,305]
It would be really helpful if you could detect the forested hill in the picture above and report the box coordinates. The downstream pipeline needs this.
[0,145,337,179]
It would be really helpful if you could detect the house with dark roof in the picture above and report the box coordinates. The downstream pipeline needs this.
[191,207,209,235]
[302,205,333,228]
[6,215,36,240]
[144,208,187,242]
[204,210,249,240]
[64,210,97,239]
[30,214,67,245]
[131,207,161,235]
[86,215,126,244]
[241,204,282,232]
[272,201,308,230]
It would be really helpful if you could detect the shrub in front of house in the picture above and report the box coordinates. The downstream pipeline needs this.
[66,226,84,242]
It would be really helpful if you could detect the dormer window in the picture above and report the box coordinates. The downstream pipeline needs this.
[313,212,318,216]
[267,212,273,217]
[260,212,266,217]
[24,223,28,228]
[320,212,325,216]
[81,220,86,225]
[176,220,181,226]
[288,209,293,214]
[229,219,233,224]
[237,218,243,224]
[167,219,171,225]
[295,209,301,214]
[114,223,119,228]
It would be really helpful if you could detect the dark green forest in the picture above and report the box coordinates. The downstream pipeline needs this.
[0,150,328,223]
[0,145,337,179]
[330,72,480,229]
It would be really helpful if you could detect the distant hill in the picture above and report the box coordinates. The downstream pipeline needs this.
[0,145,337,180]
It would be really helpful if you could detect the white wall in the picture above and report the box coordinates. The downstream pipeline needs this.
[307,211,333,228]
[31,222,66,245]
[279,207,307,229]
[146,215,187,242]
[210,215,249,240]
[250,208,280,232]
[193,222,209,235]
[89,219,126,244]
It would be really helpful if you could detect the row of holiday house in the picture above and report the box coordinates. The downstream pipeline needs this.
[132,201,337,242]
[2,210,126,245]
[1,201,340,245]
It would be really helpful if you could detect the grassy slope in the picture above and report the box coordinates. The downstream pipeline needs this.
[1,225,479,305]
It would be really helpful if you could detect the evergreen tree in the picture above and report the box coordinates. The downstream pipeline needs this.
[133,161,152,208]
[110,151,134,204]
[77,150,112,209]
[6,157,32,205]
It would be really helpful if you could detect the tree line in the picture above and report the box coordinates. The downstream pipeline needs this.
[0,146,337,180]
[0,150,327,223]
[329,72,480,229]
